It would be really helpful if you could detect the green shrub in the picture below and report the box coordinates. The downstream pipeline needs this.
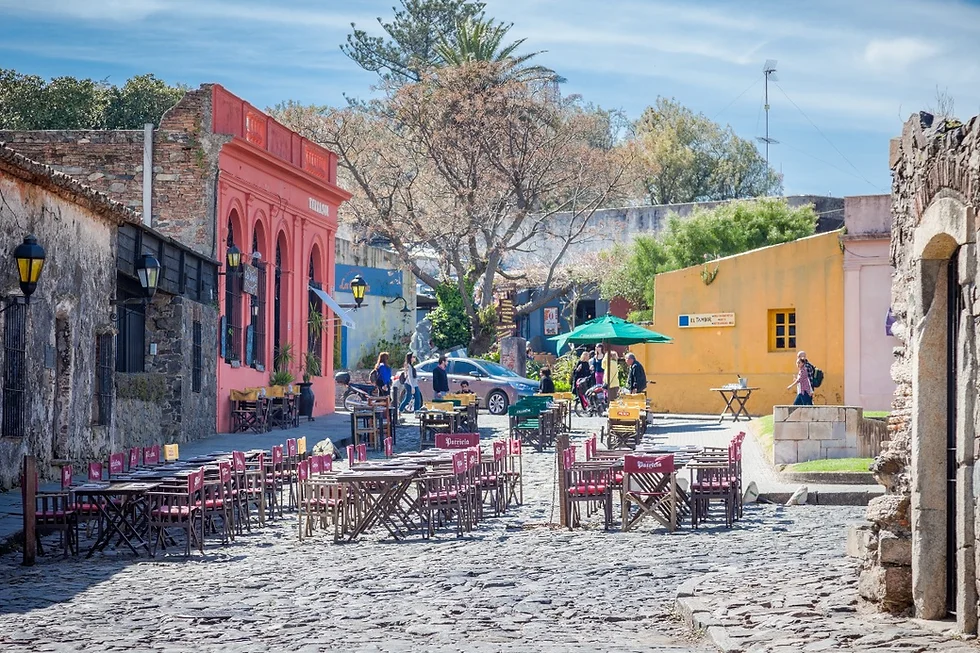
[356,334,412,370]
[430,283,472,351]
[551,353,577,392]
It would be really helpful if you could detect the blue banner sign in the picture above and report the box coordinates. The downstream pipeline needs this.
[335,264,403,297]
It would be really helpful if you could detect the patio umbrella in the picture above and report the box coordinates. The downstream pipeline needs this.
[548,313,672,353]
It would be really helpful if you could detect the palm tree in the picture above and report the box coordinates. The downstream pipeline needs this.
[435,16,565,84]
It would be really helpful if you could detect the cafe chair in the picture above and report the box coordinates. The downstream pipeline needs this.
[147,468,205,557]
[621,454,678,533]
[31,465,78,557]
[560,447,613,530]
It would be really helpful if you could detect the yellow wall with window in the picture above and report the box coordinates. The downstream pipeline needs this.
[630,231,844,416]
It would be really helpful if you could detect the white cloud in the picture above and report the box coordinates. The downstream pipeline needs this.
[864,37,941,73]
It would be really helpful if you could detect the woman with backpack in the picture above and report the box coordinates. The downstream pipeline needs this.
[787,357,813,405]
[399,352,422,412]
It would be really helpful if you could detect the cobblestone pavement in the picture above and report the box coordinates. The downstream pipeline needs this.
[0,414,957,652]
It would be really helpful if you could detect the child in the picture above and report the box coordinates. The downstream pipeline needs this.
[539,367,556,394]
[458,380,475,394]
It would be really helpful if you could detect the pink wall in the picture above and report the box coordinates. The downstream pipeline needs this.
[211,86,350,433]
[843,195,897,411]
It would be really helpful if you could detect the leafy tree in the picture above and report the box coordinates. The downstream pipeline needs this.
[104,74,186,129]
[600,198,817,308]
[0,69,184,130]
[435,15,563,83]
[634,96,782,205]
[342,0,485,83]
[429,282,472,351]
[275,62,632,353]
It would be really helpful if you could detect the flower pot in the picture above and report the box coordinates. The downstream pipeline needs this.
[298,382,315,421]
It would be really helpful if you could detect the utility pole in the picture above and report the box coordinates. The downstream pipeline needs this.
[756,60,779,167]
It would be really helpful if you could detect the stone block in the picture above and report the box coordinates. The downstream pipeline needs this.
[775,422,808,441]
[823,446,853,459]
[772,405,791,422]
[797,440,822,462]
[773,440,798,465]
[866,494,910,528]
[808,422,835,440]
[846,523,872,558]
[845,430,858,449]
[878,530,912,566]
[858,565,912,611]
[833,421,846,441]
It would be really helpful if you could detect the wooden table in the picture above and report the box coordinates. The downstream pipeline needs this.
[76,482,160,557]
[418,410,461,450]
[710,386,758,423]
[333,468,420,540]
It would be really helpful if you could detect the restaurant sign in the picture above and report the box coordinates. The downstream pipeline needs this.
[677,312,736,328]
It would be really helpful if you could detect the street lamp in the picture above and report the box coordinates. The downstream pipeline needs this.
[111,252,161,307]
[382,296,411,313]
[349,274,367,309]
[0,235,46,313]
[218,244,242,276]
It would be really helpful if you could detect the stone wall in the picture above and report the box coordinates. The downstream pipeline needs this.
[772,405,862,464]
[0,157,120,489]
[862,111,980,630]
[0,85,226,259]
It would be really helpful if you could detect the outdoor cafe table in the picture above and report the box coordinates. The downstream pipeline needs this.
[418,410,462,449]
[75,481,160,558]
[710,386,758,423]
[332,468,421,540]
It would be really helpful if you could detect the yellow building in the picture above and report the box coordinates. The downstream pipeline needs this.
[632,231,845,415]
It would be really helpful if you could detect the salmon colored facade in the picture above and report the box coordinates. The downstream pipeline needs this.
[631,231,845,416]
[211,86,350,433]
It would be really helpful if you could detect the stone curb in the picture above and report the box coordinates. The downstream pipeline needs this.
[675,576,744,653]
[758,488,883,506]
[778,471,877,485]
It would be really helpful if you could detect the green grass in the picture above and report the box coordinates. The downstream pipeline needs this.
[750,415,774,461]
[783,458,874,473]
[863,411,890,419]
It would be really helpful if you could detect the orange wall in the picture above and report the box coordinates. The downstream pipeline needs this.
[631,231,845,416]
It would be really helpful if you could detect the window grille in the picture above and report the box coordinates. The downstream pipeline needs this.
[192,321,202,393]
[768,309,797,351]
[95,334,114,426]
[1,303,26,438]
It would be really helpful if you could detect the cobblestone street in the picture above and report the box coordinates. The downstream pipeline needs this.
[0,415,934,652]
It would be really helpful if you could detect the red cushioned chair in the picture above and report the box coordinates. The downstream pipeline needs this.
[30,465,78,557]
[418,451,469,538]
[147,467,204,557]
[621,454,677,533]
[561,447,613,530]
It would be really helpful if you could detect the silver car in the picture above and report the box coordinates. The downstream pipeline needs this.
[416,357,539,415]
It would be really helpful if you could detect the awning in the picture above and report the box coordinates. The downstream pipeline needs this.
[310,285,356,329]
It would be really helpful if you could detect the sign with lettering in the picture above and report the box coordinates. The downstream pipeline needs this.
[242,264,259,296]
[677,313,736,328]
[309,197,331,217]
[544,306,559,335]
[335,264,402,297]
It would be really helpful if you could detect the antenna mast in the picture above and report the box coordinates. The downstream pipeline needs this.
[756,59,779,167]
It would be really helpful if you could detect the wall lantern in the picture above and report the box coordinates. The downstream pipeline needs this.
[111,252,161,308]
[218,244,242,276]
[0,235,45,314]
[349,274,367,309]
[382,295,411,314]
[251,299,260,319]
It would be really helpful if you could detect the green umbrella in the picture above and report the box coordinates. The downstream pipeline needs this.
[548,313,672,353]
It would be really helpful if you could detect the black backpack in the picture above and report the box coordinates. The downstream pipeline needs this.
[810,366,824,389]
[369,368,379,386]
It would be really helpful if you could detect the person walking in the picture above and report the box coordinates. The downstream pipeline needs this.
[605,350,620,401]
[624,352,647,394]
[787,357,814,405]
[432,355,450,399]
[539,367,556,394]
[572,351,593,390]
[399,352,422,412]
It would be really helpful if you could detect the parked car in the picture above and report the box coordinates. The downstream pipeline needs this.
[416,357,539,415]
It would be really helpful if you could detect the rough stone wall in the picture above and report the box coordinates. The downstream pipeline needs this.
[0,85,227,259]
[0,170,118,489]
[862,112,980,622]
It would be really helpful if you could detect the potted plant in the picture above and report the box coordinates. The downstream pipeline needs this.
[270,342,295,387]
[297,304,325,421]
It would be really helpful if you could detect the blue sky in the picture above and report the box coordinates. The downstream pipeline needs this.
[2,0,979,198]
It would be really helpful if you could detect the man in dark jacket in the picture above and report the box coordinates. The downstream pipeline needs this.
[625,353,647,394]
[432,355,450,398]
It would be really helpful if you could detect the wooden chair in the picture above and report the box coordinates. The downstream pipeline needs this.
[163,444,179,462]
[128,447,142,471]
[31,465,77,557]
[607,406,643,449]
[560,447,613,530]
[352,407,377,450]
[417,451,469,538]
[297,460,345,541]
[264,445,285,520]
[199,462,234,544]
[147,468,205,557]
[621,454,677,532]
[108,453,125,478]
[240,451,267,529]
[143,445,161,466]
[503,438,523,507]
[689,442,738,529]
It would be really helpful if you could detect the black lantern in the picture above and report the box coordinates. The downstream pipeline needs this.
[226,244,242,271]
[349,274,367,308]
[135,253,161,299]
[251,298,260,319]
[13,235,45,303]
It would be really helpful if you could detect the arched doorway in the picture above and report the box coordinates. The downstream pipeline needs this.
[911,196,976,629]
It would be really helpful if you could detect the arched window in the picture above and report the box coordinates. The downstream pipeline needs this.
[307,248,323,378]
[249,226,267,368]
[224,214,243,363]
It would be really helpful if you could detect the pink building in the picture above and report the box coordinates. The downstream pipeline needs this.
[842,195,897,411]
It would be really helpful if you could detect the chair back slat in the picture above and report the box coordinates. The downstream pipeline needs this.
[298,460,309,482]
[509,439,522,453]
[323,455,333,472]
[561,447,575,471]
[356,443,368,462]
[144,445,160,465]
[465,447,480,470]
[109,453,125,476]
[297,437,307,455]
[188,468,205,495]
[163,443,179,462]
[88,462,103,482]
[310,455,322,475]
[624,454,675,475]
[347,444,355,467]
[128,447,141,470]
[287,438,298,458]
[272,445,284,465]
[61,465,73,490]
[219,461,232,484]
[384,437,393,458]
[435,432,480,449]
[232,450,246,472]
[452,451,467,475]
[493,441,506,461]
